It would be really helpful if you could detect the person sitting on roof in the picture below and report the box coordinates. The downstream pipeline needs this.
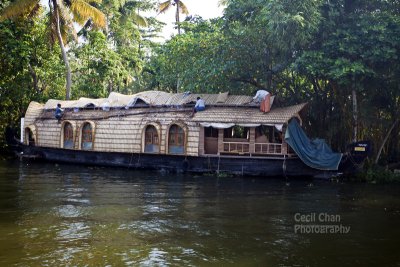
[55,103,64,123]
[191,97,205,117]
[253,89,271,113]
[253,90,270,102]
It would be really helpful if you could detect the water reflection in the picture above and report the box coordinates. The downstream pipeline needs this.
[56,222,91,242]
[0,159,399,266]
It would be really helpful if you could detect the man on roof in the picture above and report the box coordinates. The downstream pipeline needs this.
[253,89,271,113]
[191,97,205,117]
[54,103,64,123]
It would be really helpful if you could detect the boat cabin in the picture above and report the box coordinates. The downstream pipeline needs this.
[21,91,307,159]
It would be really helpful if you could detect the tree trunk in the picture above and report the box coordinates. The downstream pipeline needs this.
[176,73,181,93]
[108,80,113,93]
[176,0,181,35]
[352,89,357,142]
[175,0,181,89]
[28,64,39,93]
[375,119,399,164]
[53,0,72,100]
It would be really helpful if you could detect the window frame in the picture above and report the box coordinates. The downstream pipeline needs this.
[61,121,74,149]
[167,123,187,155]
[79,121,95,150]
[143,123,161,153]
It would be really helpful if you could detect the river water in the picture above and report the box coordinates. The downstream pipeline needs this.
[0,159,399,266]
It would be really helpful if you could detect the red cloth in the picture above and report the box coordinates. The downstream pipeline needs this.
[260,94,271,113]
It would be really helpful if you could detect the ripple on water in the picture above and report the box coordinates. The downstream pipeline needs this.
[56,222,91,242]
[0,160,400,267]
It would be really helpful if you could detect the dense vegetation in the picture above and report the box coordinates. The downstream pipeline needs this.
[0,0,399,170]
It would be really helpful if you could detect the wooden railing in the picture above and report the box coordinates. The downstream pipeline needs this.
[223,141,250,154]
[255,143,282,154]
[222,141,287,155]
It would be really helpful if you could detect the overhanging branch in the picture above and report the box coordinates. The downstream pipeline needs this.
[231,77,268,90]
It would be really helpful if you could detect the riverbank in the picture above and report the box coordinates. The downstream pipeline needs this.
[352,166,400,184]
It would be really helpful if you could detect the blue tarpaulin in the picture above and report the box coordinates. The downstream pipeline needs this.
[284,119,342,170]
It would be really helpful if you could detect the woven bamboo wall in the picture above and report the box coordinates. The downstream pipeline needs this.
[23,102,45,144]
[24,102,44,126]
[23,95,306,157]
[31,108,200,156]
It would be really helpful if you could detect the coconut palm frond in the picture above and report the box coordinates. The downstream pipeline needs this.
[60,20,71,44]
[83,0,103,4]
[218,0,228,7]
[27,2,42,19]
[58,1,74,30]
[131,12,147,27]
[109,0,124,10]
[66,21,78,42]
[46,14,57,46]
[48,7,69,44]
[57,1,78,41]
[50,13,68,44]
[49,11,57,38]
[118,13,128,25]
[0,0,39,21]
[72,9,88,25]
[71,0,106,28]
[158,0,171,14]
[177,1,189,15]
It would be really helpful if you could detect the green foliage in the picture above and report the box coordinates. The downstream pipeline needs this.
[146,0,323,95]
[1,0,400,168]
[0,16,64,151]
[294,0,400,155]
[71,31,129,98]
[98,0,159,93]
[0,0,108,100]
[147,18,233,93]
[357,166,400,184]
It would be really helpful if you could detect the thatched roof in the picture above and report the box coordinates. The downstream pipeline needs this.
[43,98,108,110]
[192,103,307,125]
[28,91,307,126]
[43,91,258,109]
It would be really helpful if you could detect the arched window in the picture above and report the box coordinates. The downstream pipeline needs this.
[144,125,159,153]
[63,122,74,149]
[81,123,93,150]
[25,127,35,146]
[168,124,185,154]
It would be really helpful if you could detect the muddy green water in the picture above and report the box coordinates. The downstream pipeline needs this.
[0,159,399,266]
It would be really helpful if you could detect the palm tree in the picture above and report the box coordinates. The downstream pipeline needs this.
[0,0,106,100]
[116,0,148,45]
[119,0,148,27]
[158,0,189,35]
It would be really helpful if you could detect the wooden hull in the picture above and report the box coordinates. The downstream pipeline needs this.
[12,143,360,179]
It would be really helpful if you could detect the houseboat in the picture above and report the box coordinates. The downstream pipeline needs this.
[13,90,366,178]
